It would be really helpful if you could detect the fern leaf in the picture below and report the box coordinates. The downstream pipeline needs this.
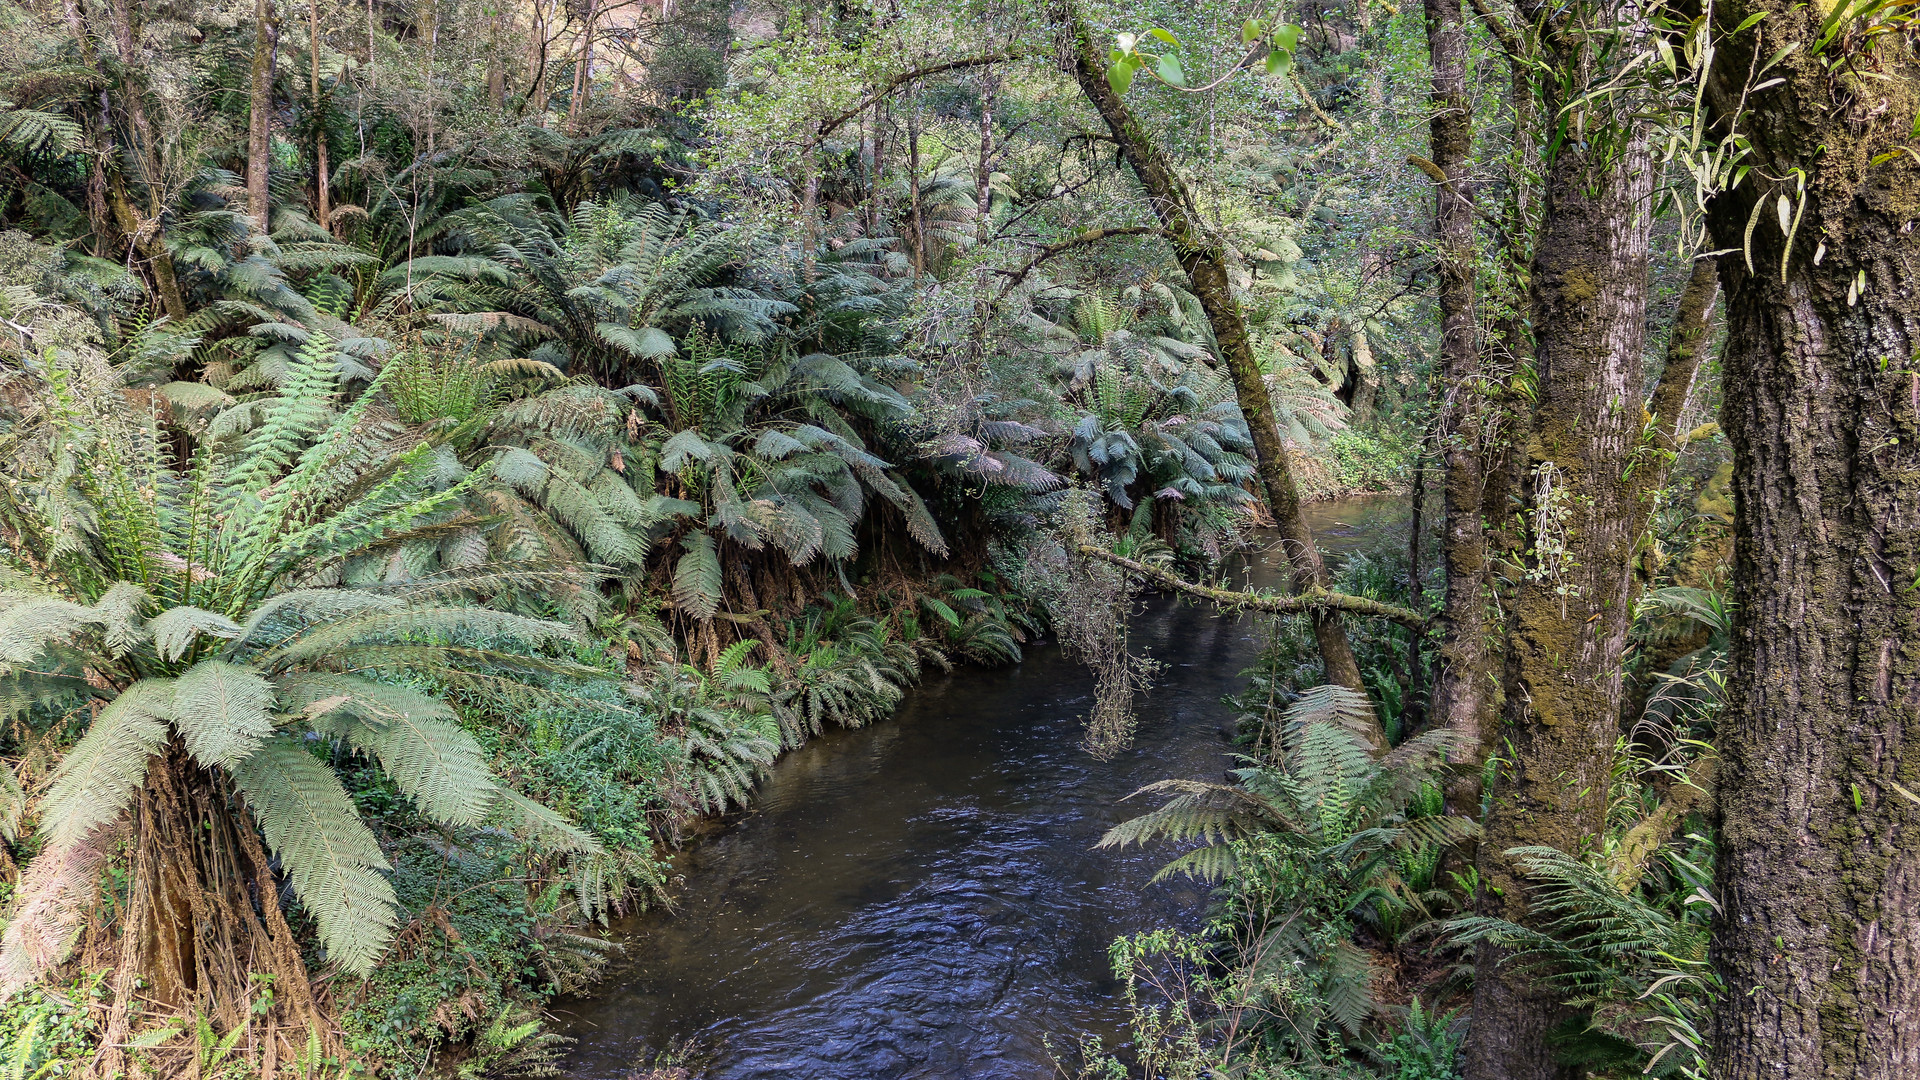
[0,761,24,844]
[491,785,604,854]
[0,826,119,998]
[294,674,496,827]
[231,737,398,975]
[172,660,277,769]
[38,680,172,850]
[672,533,723,620]
[0,594,97,667]
[150,604,244,663]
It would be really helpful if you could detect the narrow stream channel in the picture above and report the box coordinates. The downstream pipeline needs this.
[555,496,1410,1079]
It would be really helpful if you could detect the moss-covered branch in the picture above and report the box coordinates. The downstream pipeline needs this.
[1076,546,1428,630]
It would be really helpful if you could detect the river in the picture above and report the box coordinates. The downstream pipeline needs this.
[554,496,1410,1078]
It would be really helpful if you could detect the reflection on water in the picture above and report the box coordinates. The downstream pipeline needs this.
[554,497,1407,1079]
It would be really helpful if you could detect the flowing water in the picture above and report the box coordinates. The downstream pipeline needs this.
[555,496,1410,1079]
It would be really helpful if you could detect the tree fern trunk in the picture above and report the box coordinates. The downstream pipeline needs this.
[94,743,334,1073]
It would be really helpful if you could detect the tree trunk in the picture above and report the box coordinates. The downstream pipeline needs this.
[566,0,599,133]
[248,0,275,230]
[907,90,926,280]
[1699,7,1920,1075]
[1419,0,1497,799]
[93,744,334,1075]
[1051,0,1375,739]
[309,0,330,232]
[1465,20,1657,1078]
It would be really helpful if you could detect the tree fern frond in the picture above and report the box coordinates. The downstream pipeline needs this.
[0,824,118,998]
[150,606,247,663]
[38,680,172,850]
[1149,843,1240,884]
[231,737,398,975]
[672,533,723,620]
[0,761,24,843]
[490,785,604,854]
[320,701,497,827]
[172,660,277,769]
[0,595,99,668]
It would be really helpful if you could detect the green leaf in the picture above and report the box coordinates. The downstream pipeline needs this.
[1241,18,1264,43]
[1148,27,1180,46]
[1272,22,1303,52]
[1108,60,1136,96]
[38,680,173,851]
[231,737,397,976]
[1156,55,1187,87]
[173,660,277,769]
[1266,48,1294,77]
[672,532,724,620]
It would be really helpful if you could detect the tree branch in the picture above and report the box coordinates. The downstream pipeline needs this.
[1077,546,1429,630]
[1466,0,1527,61]
[811,53,1022,146]
[992,227,1170,296]
[1645,256,1721,451]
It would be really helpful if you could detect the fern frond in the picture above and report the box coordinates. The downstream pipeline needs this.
[231,737,398,975]
[172,660,277,769]
[150,606,248,663]
[672,533,723,620]
[38,680,171,850]
[490,785,604,854]
[0,825,118,998]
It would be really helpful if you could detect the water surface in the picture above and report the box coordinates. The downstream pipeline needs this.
[555,496,1405,1078]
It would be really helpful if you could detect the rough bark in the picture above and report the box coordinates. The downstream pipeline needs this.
[247,0,275,230]
[1697,6,1920,1075]
[93,744,333,1075]
[1051,0,1374,740]
[1466,13,1658,1077]
[1420,0,1496,800]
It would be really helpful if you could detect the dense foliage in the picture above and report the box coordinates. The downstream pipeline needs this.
[1,0,1907,1074]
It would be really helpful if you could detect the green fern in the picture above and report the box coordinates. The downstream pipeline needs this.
[0,349,611,991]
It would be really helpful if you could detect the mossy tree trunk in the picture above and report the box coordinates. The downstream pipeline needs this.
[1697,6,1920,1074]
[1050,0,1374,739]
[1465,11,1658,1074]
[248,0,275,230]
[1419,0,1497,799]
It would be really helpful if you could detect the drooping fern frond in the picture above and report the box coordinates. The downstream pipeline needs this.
[37,681,173,850]
[231,737,399,975]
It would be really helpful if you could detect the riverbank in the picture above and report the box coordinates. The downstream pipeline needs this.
[547,497,1412,1077]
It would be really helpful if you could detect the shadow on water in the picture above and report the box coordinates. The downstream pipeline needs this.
[553,496,1409,1079]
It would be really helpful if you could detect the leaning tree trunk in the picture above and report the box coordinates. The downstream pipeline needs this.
[1050,0,1375,738]
[1697,8,1920,1076]
[1465,19,1658,1075]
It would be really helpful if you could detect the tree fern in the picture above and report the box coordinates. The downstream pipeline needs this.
[0,352,613,993]
[231,738,400,974]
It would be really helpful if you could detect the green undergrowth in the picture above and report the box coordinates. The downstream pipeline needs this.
[323,582,1039,1074]
[1325,427,1420,497]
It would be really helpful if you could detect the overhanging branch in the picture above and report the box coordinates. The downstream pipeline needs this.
[992,227,1170,298]
[811,53,1023,146]
[1076,546,1429,630]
